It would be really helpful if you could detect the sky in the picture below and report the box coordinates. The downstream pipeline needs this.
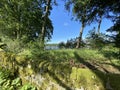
[48,1,114,44]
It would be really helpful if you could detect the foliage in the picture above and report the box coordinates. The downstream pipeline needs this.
[0,0,120,89]
[34,47,119,64]
[3,38,24,53]
[0,68,21,90]
[0,67,36,90]
[65,0,91,24]
[65,0,120,48]
[65,0,87,48]
[0,0,38,40]
[0,42,6,50]
[66,37,85,48]
[107,20,120,48]
[85,28,108,49]
[19,48,120,89]
[0,0,54,46]
[58,42,66,49]
[37,49,106,63]
[99,45,120,59]
[20,83,37,90]
[0,37,6,51]
[0,47,120,90]
[21,40,51,60]
[58,38,85,49]
[65,0,98,48]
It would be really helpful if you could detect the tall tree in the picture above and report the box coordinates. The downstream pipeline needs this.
[97,15,102,34]
[0,0,54,44]
[65,0,92,48]
[87,0,120,48]
[40,0,58,47]
[41,0,52,43]
[0,0,42,40]
[65,0,120,48]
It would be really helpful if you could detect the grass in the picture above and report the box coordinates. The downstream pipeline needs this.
[45,49,108,63]
[0,47,120,90]
[35,48,120,90]
[70,68,105,90]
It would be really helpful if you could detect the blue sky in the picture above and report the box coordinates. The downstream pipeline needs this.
[48,1,113,44]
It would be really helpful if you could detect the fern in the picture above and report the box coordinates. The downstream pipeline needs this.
[20,83,37,90]
[0,68,37,90]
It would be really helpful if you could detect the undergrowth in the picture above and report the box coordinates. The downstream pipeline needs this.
[0,67,36,90]
[0,45,119,90]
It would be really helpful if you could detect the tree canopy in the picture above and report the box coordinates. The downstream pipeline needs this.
[65,0,120,48]
[0,0,53,44]
[0,0,119,49]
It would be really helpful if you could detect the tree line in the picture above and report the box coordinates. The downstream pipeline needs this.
[58,28,110,49]
[0,0,120,51]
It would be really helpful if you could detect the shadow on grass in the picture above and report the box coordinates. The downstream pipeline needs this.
[26,54,72,89]
[47,69,72,90]
[1,51,120,90]
[98,49,120,72]
[99,49,120,60]
[100,61,120,72]
[74,52,120,89]
[74,52,99,70]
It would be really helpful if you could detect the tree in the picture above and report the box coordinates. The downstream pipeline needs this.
[66,38,76,48]
[85,0,120,48]
[0,0,54,44]
[86,28,108,49]
[58,42,66,49]
[0,0,41,40]
[39,0,58,47]
[93,0,120,48]
[65,0,120,48]
[40,0,52,43]
[65,0,95,48]
[107,20,120,48]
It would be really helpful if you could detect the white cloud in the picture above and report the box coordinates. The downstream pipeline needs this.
[63,22,69,26]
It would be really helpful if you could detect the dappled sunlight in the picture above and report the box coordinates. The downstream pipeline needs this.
[0,48,120,90]
[0,0,119,89]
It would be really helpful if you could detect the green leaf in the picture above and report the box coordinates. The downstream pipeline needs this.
[11,77,21,87]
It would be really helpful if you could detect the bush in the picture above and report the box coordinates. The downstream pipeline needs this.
[0,68,37,90]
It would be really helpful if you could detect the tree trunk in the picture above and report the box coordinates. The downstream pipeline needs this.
[76,23,84,48]
[40,0,51,45]
[97,16,102,34]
